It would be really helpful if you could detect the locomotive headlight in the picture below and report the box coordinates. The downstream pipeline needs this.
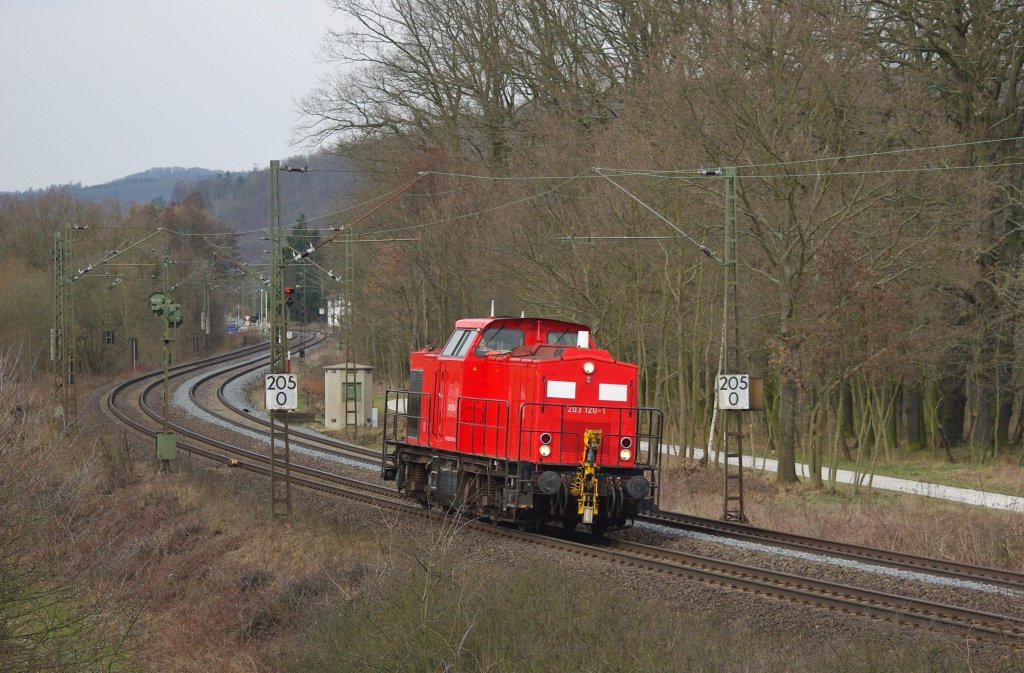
[619,436,633,461]
[539,444,552,457]
[582,361,595,375]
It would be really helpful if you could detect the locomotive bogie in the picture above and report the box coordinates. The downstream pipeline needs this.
[386,443,655,530]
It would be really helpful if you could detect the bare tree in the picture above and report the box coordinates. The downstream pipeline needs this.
[297,0,526,164]
[868,0,1024,454]
[660,0,968,481]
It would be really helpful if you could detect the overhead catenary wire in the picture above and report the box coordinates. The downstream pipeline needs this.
[593,167,722,263]
[201,135,1024,252]
[67,135,1023,291]
[592,134,1024,178]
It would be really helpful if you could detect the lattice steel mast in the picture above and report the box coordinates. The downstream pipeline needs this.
[721,167,748,522]
[269,160,292,516]
[52,226,76,423]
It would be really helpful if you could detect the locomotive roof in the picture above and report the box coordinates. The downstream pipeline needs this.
[453,316,591,331]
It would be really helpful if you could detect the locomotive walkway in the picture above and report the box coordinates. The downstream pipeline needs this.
[687,448,1024,513]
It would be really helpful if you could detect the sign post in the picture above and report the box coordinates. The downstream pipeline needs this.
[268,160,292,516]
[717,374,750,410]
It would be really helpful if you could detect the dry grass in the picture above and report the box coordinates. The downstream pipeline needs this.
[53,440,380,673]
[868,450,1024,497]
[660,462,1024,571]
[34,439,996,673]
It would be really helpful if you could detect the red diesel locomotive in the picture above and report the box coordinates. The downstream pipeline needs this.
[382,316,662,533]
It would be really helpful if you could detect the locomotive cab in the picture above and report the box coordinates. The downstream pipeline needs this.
[383,317,662,533]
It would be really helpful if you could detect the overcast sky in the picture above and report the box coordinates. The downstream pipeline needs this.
[0,0,337,192]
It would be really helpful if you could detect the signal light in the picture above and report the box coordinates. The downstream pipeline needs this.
[284,287,295,306]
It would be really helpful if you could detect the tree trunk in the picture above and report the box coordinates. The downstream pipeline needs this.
[904,384,925,451]
[938,369,966,449]
[972,390,993,459]
[839,381,854,461]
[777,375,799,483]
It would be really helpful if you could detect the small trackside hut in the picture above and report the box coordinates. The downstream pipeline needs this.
[382,316,663,534]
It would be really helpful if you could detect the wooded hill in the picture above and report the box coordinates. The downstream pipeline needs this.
[0,149,357,381]
[6,167,221,205]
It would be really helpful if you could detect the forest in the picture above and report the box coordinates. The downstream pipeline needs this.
[2,0,1022,488]
[295,0,1024,484]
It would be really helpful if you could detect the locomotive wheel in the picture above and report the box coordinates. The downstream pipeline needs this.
[515,517,542,533]
[561,513,581,532]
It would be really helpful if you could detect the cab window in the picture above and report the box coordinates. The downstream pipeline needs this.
[441,328,476,357]
[547,331,580,346]
[474,327,524,356]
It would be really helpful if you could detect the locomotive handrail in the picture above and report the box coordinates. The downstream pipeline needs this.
[518,402,663,469]
[384,389,662,468]
[382,388,430,443]
[455,396,511,457]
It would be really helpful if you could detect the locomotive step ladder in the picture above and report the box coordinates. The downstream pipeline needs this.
[503,462,522,509]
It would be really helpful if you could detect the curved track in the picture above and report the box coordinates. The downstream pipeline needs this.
[106,343,1024,650]
[640,511,1024,593]
[187,353,378,465]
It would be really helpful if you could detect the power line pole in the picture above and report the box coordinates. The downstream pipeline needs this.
[202,267,211,352]
[269,159,292,516]
[52,225,76,424]
[343,230,359,430]
[720,167,748,522]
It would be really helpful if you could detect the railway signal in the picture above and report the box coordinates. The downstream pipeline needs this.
[149,291,183,326]
[284,286,295,306]
[148,290,183,472]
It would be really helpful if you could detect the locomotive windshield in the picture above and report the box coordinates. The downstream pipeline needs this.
[474,327,524,355]
[441,328,476,357]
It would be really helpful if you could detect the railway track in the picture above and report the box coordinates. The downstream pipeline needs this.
[106,342,1024,650]
[187,352,378,465]
[641,511,1024,593]
[106,338,405,506]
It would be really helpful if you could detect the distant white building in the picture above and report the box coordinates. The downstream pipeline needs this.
[326,298,351,328]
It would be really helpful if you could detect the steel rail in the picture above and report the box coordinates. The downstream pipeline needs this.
[641,510,1024,592]
[107,343,397,504]
[185,355,378,463]
[599,537,1024,644]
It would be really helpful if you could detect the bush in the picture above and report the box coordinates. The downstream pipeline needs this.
[280,515,970,673]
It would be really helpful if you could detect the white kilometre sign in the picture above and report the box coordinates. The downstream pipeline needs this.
[717,374,750,410]
[265,373,298,410]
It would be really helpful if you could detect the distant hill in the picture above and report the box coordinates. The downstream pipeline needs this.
[3,153,358,231]
[41,167,224,204]
[172,153,357,233]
